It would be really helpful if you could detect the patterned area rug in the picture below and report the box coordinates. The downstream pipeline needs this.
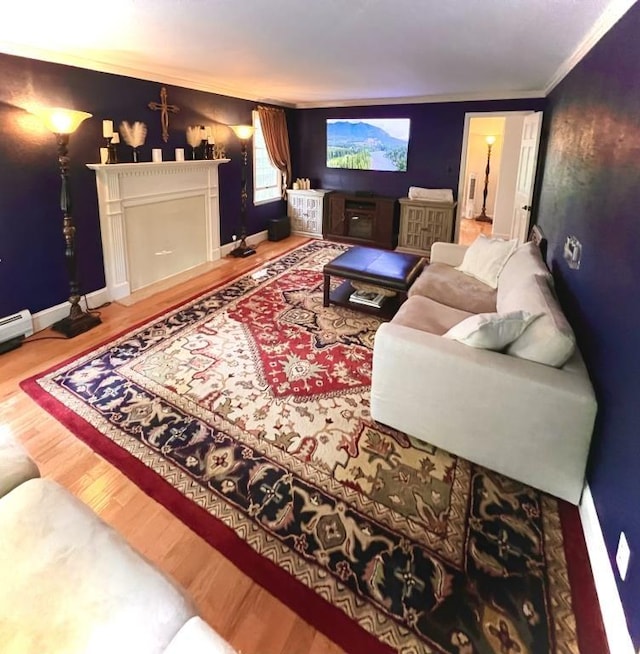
[23,241,603,654]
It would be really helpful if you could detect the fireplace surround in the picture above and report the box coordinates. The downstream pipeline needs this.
[88,160,229,301]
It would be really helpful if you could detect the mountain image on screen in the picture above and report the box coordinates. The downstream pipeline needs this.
[326,119,409,171]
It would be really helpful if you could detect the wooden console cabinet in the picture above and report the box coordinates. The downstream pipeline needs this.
[325,193,396,249]
[286,189,332,238]
[396,198,456,258]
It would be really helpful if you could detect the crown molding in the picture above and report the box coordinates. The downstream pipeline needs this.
[0,40,296,108]
[544,0,637,95]
[0,40,545,109]
[293,89,545,109]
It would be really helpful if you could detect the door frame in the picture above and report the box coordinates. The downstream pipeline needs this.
[455,110,534,243]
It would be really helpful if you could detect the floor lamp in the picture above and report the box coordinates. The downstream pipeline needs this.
[475,135,496,223]
[31,107,102,337]
[229,124,256,258]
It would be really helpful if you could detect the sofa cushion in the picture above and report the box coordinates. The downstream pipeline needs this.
[164,617,237,654]
[393,295,473,335]
[0,478,194,654]
[456,235,517,289]
[0,431,40,498]
[500,274,576,367]
[408,263,497,313]
[497,240,552,306]
[443,310,539,350]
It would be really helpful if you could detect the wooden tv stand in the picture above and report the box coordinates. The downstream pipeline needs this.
[324,193,396,249]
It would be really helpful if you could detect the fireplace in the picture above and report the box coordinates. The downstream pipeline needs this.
[88,160,229,301]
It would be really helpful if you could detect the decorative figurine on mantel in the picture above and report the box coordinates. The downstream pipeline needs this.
[148,87,180,143]
[102,120,119,163]
[119,121,147,162]
[186,126,202,159]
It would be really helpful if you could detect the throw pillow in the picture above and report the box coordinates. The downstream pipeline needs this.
[443,310,539,350]
[505,275,577,367]
[456,235,518,289]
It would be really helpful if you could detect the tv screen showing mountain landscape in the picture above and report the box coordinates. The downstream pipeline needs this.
[326,118,410,172]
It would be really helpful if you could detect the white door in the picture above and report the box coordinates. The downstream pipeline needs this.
[511,112,543,243]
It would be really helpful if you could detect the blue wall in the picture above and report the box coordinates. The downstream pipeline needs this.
[292,99,545,199]
[0,53,287,318]
[535,4,640,645]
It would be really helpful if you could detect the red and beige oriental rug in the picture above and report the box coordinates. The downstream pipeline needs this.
[22,240,606,654]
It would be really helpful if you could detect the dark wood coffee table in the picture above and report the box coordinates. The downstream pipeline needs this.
[323,246,425,318]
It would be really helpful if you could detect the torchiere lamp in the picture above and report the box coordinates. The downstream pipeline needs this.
[31,106,102,337]
[229,124,256,258]
[475,134,496,223]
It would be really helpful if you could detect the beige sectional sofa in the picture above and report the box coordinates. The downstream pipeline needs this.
[0,432,236,654]
[370,238,597,505]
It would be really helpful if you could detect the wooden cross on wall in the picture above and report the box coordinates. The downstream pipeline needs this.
[148,87,180,142]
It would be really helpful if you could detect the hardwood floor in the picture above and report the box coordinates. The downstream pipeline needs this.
[0,235,345,654]
[457,217,493,245]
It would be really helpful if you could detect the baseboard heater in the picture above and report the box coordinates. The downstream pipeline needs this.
[0,309,33,354]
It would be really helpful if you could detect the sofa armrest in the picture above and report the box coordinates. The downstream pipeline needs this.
[164,617,237,653]
[429,242,468,266]
[0,432,40,498]
[371,323,597,504]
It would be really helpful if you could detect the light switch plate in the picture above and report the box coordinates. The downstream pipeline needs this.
[616,531,630,581]
[564,235,582,269]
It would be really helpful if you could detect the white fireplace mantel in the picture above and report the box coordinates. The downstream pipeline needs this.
[88,160,229,301]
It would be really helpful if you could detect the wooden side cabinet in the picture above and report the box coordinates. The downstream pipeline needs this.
[325,193,396,249]
[286,189,332,238]
[396,198,457,257]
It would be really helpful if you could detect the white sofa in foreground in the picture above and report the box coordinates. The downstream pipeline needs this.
[0,433,236,654]
[371,237,597,505]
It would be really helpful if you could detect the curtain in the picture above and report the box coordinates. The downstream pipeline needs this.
[257,105,292,198]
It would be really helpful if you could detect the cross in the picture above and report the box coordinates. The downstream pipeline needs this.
[148,87,180,143]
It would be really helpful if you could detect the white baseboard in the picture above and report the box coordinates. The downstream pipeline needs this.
[579,483,635,654]
[32,288,111,333]
[32,231,270,332]
[219,230,269,257]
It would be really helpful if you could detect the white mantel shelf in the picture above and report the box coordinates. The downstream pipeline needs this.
[88,159,230,301]
[87,160,230,171]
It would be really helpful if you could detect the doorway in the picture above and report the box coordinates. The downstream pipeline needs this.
[455,111,542,245]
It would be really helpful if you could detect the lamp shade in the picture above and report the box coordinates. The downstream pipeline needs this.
[230,124,255,140]
[31,107,92,134]
[485,135,496,146]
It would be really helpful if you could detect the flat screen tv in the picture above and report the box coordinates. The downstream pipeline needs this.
[326,118,410,172]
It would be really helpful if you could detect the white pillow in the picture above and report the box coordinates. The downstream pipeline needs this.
[443,311,539,350]
[504,275,577,367]
[456,235,517,289]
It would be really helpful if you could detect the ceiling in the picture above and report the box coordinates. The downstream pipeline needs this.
[0,0,635,108]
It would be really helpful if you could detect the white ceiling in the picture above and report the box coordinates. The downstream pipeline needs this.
[0,0,635,108]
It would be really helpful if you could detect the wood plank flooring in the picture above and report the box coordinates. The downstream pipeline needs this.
[457,217,493,245]
[0,235,345,654]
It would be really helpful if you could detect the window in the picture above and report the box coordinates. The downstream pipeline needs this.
[253,111,282,205]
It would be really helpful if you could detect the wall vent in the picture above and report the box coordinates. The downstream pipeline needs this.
[0,310,33,344]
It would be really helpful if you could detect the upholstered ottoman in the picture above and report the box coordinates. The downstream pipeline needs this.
[323,246,424,318]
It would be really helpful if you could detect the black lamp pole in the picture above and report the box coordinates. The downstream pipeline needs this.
[51,132,102,337]
[475,137,495,224]
[230,125,256,258]
[30,107,101,337]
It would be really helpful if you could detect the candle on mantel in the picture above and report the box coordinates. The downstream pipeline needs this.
[102,119,113,138]
[111,132,120,144]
